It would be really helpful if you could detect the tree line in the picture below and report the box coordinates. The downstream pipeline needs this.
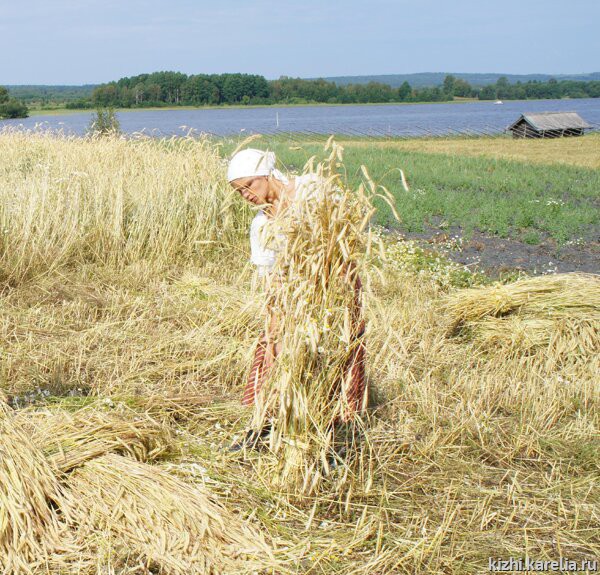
[2,73,599,117]
[67,72,600,109]
[8,85,95,105]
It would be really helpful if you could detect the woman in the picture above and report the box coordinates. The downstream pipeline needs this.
[227,148,367,450]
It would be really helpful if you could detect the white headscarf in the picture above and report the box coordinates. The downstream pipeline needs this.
[227,148,289,184]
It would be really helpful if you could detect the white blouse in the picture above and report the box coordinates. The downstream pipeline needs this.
[249,210,277,276]
[249,174,325,277]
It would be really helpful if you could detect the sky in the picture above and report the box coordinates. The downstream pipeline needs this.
[1,0,599,85]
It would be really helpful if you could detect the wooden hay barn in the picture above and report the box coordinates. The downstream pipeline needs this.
[507,112,591,139]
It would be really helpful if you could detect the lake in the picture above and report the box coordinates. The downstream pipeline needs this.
[2,98,600,138]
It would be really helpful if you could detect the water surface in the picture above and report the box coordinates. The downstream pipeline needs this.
[2,98,599,137]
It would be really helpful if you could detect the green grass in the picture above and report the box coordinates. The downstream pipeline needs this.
[222,136,600,244]
[27,107,93,117]
[26,98,480,117]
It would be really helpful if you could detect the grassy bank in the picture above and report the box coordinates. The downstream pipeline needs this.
[26,107,95,117]
[362,131,600,169]
[26,98,484,117]
[1,131,598,573]
[221,133,600,244]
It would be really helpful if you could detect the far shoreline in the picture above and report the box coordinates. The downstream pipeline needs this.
[25,98,485,117]
[23,95,597,118]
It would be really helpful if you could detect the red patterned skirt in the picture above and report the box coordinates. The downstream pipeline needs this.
[241,275,367,422]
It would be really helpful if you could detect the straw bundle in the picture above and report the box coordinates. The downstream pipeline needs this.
[0,410,73,574]
[0,404,275,575]
[252,139,398,493]
[3,404,278,573]
[63,453,276,574]
[442,273,600,359]
[444,273,600,328]
[26,407,173,473]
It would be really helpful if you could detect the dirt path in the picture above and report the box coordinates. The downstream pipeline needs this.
[400,226,600,277]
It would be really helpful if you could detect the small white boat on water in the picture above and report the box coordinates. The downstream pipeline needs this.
[494,100,503,105]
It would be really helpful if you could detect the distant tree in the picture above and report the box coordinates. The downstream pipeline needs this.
[87,107,121,136]
[221,74,245,103]
[414,86,445,102]
[183,75,218,104]
[586,81,600,98]
[479,85,497,100]
[133,82,146,105]
[363,81,395,102]
[495,76,510,99]
[0,100,29,119]
[92,84,119,106]
[154,71,187,104]
[0,86,29,118]
[146,83,162,104]
[545,77,561,99]
[512,83,527,100]
[397,81,412,101]
[443,74,456,97]
[453,78,473,97]
[65,99,93,109]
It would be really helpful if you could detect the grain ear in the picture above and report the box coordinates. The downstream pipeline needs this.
[248,139,383,496]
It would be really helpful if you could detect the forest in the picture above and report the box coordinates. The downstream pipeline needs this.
[75,72,600,108]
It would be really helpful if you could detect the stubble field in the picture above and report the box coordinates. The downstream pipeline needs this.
[0,128,598,574]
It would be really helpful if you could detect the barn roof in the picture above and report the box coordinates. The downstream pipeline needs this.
[508,111,591,131]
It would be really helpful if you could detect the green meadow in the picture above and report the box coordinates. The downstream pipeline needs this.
[222,134,600,245]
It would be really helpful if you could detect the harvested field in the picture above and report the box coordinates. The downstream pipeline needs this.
[0,129,598,574]
[338,131,600,169]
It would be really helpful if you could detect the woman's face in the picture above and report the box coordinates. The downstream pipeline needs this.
[230,176,269,206]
